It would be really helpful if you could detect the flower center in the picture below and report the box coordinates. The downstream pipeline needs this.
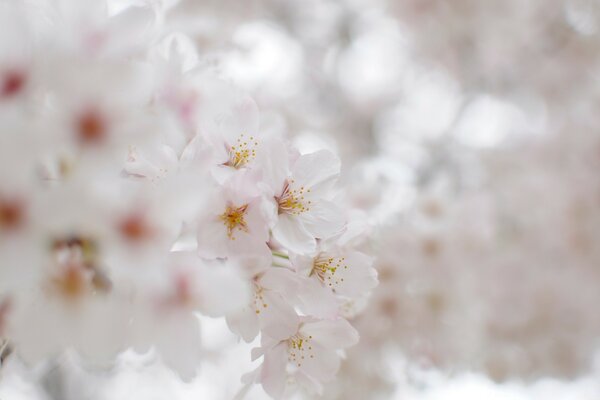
[1,70,26,99]
[253,285,268,314]
[118,213,153,242]
[172,274,193,307]
[276,180,311,215]
[0,198,24,231]
[311,254,347,289]
[220,203,249,240]
[76,109,107,145]
[287,333,315,367]
[224,134,258,169]
[49,236,111,299]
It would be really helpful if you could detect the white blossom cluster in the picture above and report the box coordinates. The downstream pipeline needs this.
[0,1,377,398]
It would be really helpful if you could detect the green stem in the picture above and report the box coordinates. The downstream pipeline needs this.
[272,261,291,269]
[271,250,289,260]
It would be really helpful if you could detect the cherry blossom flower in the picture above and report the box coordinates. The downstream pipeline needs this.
[291,245,377,319]
[197,173,271,260]
[0,1,376,397]
[227,266,300,342]
[268,150,347,254]
[251,317,359,399]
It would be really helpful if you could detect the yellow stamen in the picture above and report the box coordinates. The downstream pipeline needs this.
[276,180,311,215]
[224,134,258,169]
[287,333,315,367]
[311,254,347,289]
[220,203,249,240]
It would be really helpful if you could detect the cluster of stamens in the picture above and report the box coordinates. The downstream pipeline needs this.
[118,212,153,242]
[287,333,314,367]
[1,69,26,99]
[0,197,25,231]
[225,134,258,169]
[76,108,107,145]
[276,180,311,215]
[311,254,347,289]
[171,274,193,308]
[49,236,111,299]
[253,285,268,314]
[219,203,249,240]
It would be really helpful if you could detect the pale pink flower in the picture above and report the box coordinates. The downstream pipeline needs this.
[197,81,272,183]
[197,172,271,260]
[129,251,250,379]
[291,245,377,318]
[227,267,300,342]
[251,317,359,399]
[267,150,346,255]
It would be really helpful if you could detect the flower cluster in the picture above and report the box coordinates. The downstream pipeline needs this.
[0,1,376,398]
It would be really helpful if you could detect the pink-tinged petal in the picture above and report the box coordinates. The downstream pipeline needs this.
[298,343,340,383]
[224,169,263,200]
[289,253,314,276]
[334,210,371,247]
[333,252,378,298]
[210,164,236,184]
[258,138,291,196]
[272,214,316,254]
[295,371,324,396]
[301,199,346,239]
[260,342,288,400]
[124,144,178,179]
[300,318,359,349]
[260,334,280,349]
[230,235,271,260]
[259,291,300,341]
[259,268,301,294]
[197,217,229,259]
[296,278,340,318]
[234,251,273,277]
[226,306,259,342]
[219,95,260,145]
[291,150,340,190]
[243,199,270,241]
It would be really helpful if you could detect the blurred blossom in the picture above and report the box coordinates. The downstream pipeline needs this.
[1,0,600,399]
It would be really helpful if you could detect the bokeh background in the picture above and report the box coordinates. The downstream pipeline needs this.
[2,0,600,398]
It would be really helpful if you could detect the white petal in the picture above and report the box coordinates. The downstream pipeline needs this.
[298,343,340,383]
[272,214,315,255]
[259,268,301,294]
[228,200,270,258]
[296,278,340,318]
[291,150,340,190]
[289,253,315,276]
[259,291,299,341]
[295,371,324,396]
[333,252,378,298]
[260,342,288,400]
[302,200,346,239]
[219,95,260,144]
[226,306,259,342]
[197,217,228,259]
[300,318,359,349]
[258,138,291,196]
